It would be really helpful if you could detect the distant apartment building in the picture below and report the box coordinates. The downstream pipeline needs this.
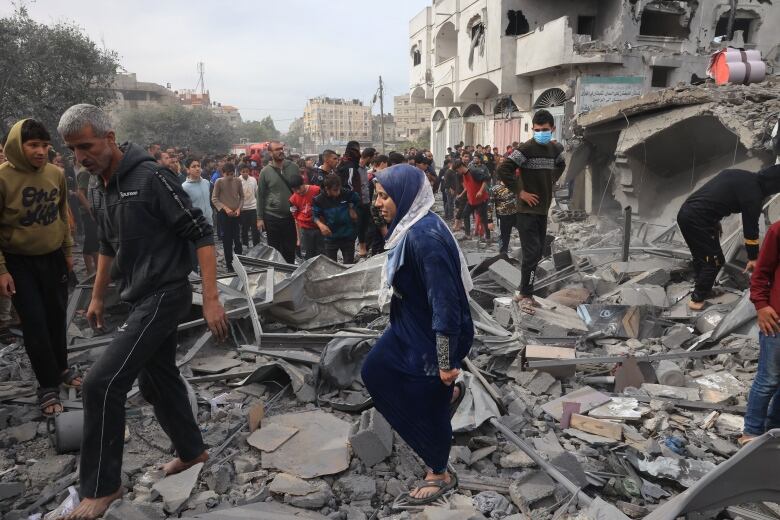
[303,97,372,150]
[109,73,177,112]
[410,0,780,165]
[394,95,432,141]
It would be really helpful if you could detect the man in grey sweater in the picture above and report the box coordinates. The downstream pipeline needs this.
[212,163,243,271]
[256,141,300,263]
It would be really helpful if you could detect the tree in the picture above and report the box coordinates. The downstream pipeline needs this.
[0,6,119,142]
[284,117,305,152]
[397,127,431,152]
[236,116,280,143]
[116,104,236,155]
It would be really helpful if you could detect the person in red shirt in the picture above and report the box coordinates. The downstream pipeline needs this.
[454,159,491,240]
[744,220,780,445]
[289,175,323,259]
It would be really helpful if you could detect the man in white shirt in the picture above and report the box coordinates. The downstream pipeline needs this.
[239,164,260,247]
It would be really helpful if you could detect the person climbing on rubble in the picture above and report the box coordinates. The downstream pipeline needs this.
[496,109,566,311]
[742,212,780,445]
[362,164,473,506]
[0,119,77,417]
[57,104,229,520]
[678,164,780,311]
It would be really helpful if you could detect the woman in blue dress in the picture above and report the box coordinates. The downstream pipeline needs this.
[362,164,474,504]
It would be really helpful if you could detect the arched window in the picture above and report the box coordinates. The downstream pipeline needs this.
[435,22,457,65]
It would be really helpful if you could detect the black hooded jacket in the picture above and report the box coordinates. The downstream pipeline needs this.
[91,143,214,303]
[681,165,780,259]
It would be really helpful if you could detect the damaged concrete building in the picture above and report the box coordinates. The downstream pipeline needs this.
[410,0,780,165]
[565,80,780,228]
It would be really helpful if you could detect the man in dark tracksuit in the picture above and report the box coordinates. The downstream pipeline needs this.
[58,104,229,519]
[497,110,565,307]
[678,165,780,310]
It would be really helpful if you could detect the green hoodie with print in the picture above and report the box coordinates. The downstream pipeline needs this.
[0,119,73,275]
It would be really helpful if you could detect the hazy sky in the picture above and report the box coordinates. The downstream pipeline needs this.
[2,0,427,131]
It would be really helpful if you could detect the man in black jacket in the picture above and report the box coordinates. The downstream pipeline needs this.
[58,104,229,519]
[678,165,780,310]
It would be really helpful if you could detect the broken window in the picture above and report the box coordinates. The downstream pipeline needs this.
[715,12,755,42]
[639,10,689,39]
[467,17,486,70]
[505,10,529,36]
[577,16,596,38]
[411,45,421,67]
[651,66,673,88]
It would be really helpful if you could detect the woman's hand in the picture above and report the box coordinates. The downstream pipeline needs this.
[439,368,460,386]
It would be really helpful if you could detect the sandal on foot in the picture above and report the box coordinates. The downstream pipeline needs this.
[403,473,458,506]
[38,389,63,417]
[61,367,83,389]
[449,381,466,418]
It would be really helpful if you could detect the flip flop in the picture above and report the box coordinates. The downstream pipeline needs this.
[61,367,83,389]
[401,472,458,506]
[449,381,466,418]
[38,389,63,417]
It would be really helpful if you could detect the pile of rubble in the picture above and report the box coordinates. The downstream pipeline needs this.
[0,203,775,520]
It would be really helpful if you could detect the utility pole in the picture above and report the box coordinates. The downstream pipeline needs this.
[379,76,386,154]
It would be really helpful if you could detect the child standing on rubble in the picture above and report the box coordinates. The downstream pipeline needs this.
[743,217,780,445]
[312,174,360,264]
[363,164,473,506]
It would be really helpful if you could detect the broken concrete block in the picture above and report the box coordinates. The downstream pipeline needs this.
[509,471,556,506]
[546,287,590,309]
[655,360,685,387]
[487,260,522,292]
[694,372,744,403]
[641,383,700,401]
[0,421,37,447]
[549,451,589,489]
[349,408,392,467]
[498,449,535,469]
[0,481,25,501]
[525,371,556,395]
[247,423,298,452]
[269,473,316,496]
[333,474,376,503]
[492,297,513,328]
[628,267,671,287]
[152,462,203,513]
[610,259,686,278]
[616,285,668,307]
[28,454,76,483]
[588,397,645,421]
[103,500,162,520]
[541,386,612,421]
[661,324,694,349]
[288,481,333,509]
[631,456,716,488]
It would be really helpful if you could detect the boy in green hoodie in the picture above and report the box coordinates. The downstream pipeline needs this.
[0,119,76,416]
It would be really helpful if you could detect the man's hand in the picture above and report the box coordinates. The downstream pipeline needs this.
[203,296,229,342]
[319,224,332,237]
[256,219,265,232]
[476,189,485,200]
[488,222,494,231]
[86,297,105,330]
[439,368,460,386]
[744,260,757,273]
[449,188,455,196]
[758,306,780,336]
[0,273,15,297]
[65,255,74,272]
[235,208,241,218]
[520,190,540,207]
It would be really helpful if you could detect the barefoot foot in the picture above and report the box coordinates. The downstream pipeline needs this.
[160,451,208,476]
[64,488,122,519]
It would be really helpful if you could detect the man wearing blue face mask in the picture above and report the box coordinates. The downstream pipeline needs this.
[496,109,565,310]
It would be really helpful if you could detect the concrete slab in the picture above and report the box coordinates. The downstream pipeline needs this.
[541,386,612,421]
[349,408,393,467]
[487,260,522,292]
[261,410,351,478]
[190,356,243,374]
[247,423,299,452]
[152,462,203,513]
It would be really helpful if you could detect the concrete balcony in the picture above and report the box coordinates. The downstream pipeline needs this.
[515,16,623,77]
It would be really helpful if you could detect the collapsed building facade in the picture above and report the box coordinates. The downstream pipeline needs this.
[409,0,780,165]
